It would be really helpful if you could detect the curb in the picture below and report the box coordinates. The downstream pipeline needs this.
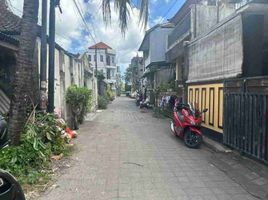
[203,136,232,153]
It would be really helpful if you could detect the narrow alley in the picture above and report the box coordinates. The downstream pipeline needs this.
[40,97,257,200]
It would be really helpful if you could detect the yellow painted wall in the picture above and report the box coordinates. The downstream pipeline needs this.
[188,83,223,134]
[176,59,182,81]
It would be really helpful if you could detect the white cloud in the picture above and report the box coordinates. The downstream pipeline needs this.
[7,0,23,16]
[8,0,145,74]
[81,0,145,70]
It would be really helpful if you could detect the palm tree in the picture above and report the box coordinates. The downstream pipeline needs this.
[8,0,39,145]
[102,0,149,34]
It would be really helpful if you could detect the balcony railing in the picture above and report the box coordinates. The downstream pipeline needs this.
[107,48,116,55]
[168,12,191,48]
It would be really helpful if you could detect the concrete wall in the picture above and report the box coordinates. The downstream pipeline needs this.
[149,28,173,64]
[219,3,236,22]
[188,14,243,83]
[2,34,98,123]
[54,48,61,116]
[195,4,218,38]
[191,2,236,39]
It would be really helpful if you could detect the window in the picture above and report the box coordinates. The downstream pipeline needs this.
[100,55,104,62]
[88,55,91,61]
[106,56,111,65]
[112,56,115,64]
[107,69,111,79]
[94,55,96,62]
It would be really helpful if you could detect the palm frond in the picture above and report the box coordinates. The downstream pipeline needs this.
[114,0,131,35]
[102,0,112,25]
[101,0,148,35]
[138,0,149,30]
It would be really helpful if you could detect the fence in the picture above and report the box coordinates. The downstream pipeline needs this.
[224,77,268,162]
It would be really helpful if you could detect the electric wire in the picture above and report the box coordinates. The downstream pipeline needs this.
[162,0,178,19]
[72,0,96,44]
[6,1,82,46]
[75,0,99,42]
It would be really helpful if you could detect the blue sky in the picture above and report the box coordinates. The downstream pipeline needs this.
[148,0,185,24]
[9,0,186,75]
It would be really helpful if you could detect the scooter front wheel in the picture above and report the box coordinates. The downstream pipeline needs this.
[184,130,202,148]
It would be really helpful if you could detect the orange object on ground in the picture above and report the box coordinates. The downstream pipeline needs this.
[65,127,75,138]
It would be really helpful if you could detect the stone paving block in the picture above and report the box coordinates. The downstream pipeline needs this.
[39,98,262,200]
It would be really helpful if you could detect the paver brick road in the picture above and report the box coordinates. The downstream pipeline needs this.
[40,97,257,200]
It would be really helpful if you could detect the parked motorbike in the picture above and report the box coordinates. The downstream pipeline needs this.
[0,115,8,149]
[139,98,152,109]
[170,103,208,148]
[0,116,25,199]
[0,170,25,200]
[136,93,143,106]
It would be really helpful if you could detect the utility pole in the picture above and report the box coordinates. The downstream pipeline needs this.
[95,46,100,95]
[40,0,48,111]
[47,0,56,113]
[95,46,98,77]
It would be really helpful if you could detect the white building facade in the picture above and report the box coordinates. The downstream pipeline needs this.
[87,42,117,91]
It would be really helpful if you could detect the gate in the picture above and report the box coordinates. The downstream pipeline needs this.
[224,77,268,162]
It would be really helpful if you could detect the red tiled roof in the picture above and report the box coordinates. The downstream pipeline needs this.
[89,42,112,49]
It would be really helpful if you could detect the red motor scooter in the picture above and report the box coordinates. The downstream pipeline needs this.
[170,103,208,148]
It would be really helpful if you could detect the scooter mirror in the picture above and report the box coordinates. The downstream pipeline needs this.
[203,108,208,113]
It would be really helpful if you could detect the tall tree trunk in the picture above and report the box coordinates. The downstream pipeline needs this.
[8,0,39,145]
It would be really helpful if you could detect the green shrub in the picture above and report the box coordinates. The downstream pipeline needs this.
[106,85,115,101]
[98,95,109,109]
[66,85,92,128]
[0,112,69,185]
